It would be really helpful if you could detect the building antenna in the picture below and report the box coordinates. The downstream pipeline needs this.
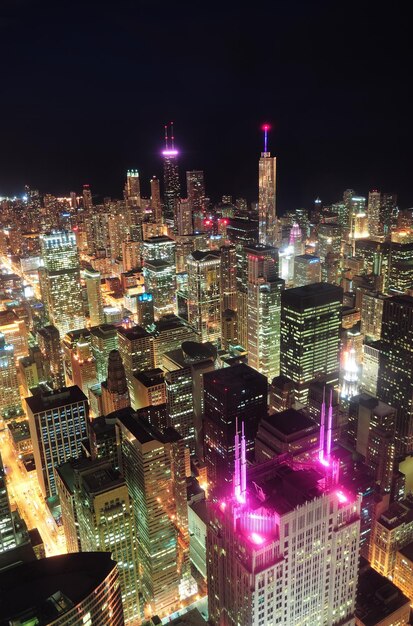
[319,386,326,462]
[170,121,175,150]
[241,421,247,501]
[164,124,169,150]
[234,417,241,500]
[263,124,270,153]
[326,388,333,459]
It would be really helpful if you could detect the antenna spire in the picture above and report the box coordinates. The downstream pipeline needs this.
[164,124,169,150]
[262,123,270,153]
[319,386,326,462]
[241,421,247,501]
[170,121,175,149]
[326,388,333,459]
[234,417,241,500]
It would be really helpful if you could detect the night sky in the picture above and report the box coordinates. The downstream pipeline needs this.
[0,0,410,211]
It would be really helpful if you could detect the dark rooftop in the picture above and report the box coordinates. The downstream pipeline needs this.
[0,553,118,625]
[189,250,220,262]
[282,282,343,310]
[89,323,117,337]
[262,409,318,440]
[115,407,182,445]
[25,385,87,414]
[134,368,164,386]
[203,362,267,390]
[117,324,150,340]
[398,540,413,563]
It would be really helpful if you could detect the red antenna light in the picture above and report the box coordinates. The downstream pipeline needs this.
[261,123,271,153]
[164,124,169,149]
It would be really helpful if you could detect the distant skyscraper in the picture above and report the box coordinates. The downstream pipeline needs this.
[40,230,84,336]
[150,175,162,223]
[294,254,321,286]
[101,349,130,416]
[0,333,21,422]
[186,170,205,211]
[220,245,237,312]
[258,124,277,246]
[25,386,89,498]
[162,122,180,222]
[367,189,382,237]
[388,241,413,293]
[116,410,189,617]
[281,283,342,405]
[203,363,267,497]
[125,169,141,206]
[176,199,193,236]
[82,184,92,209]
[207,449,361,625]
[143,260,176,319]
[37,324,65,389]
[377,295,413,454]
[187,251,221,344]
[83,266,104,326]
[117,325,154,408]
[90,324,118,384]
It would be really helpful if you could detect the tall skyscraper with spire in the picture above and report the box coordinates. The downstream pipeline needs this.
[258,124,277,246]
[162,122,180,222]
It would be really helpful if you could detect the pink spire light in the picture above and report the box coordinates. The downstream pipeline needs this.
[241,421,247,500]
[319,386,326,463]
[326,389,333,459]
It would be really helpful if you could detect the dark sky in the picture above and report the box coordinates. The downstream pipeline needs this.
[0,0,411,211]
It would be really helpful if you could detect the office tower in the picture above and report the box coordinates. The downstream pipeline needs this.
[0,552,124,626]
[258,125,277,245]
[207,451,361,626]
[116,410,189,617]
[153,315,198,367]
[83,266,104,326]
[136,292,155,328]
[0,334,21,422]
[187,250,221,344]
[281,283,342,405]
[82,184,93,209]
[289,221,304,255]
[133,368,166,410]
[163,351,195,452]
[371,497,413,579]
[348,394,396,493]
[0,309,28,360]
[162,122,180,222]
[142,235,176,265]
[25,386,89,497]
[388,241,413,293]
[269,374,294,413]
[0,453,17,553]
[367,189,382,237]
[377,295,413,454]
[108,208,130,262]
[317,222,342,260]
[122,237,141,271]
[394,544,413,607]
[18,355,40,397]
[221,309,237,349]
[150,176,162,223]
[125,169,141,204]
[361,341,380,396]
[360,290,386,341]
[143,259,176,319]
[203,363,267,497]
[349,195,369,242]
[117,325,154,408]
[227,217,259,249]
[294,254,321,286]
[70,335,97,395]
[39,231,84,335]
[186,170,205,214]
[90,324,118,383]
[175,199,192,236]
[381,192,398,234]
[255,408,319,463]
[220,245,237,311]
[101,349,130,416]
[246,245,284,380]
[37,324,65,389]
[68,460,139,623]
[56,457,90,553]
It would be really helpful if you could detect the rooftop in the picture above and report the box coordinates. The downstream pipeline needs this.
[262,409,318,440]
[117,324,150,340]
[398,540,413,562]
[116,407,182,445]
[282,282,343,310]
[89,323,117,338]
[25,385,87,414]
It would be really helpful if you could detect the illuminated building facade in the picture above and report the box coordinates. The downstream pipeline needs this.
[220,245,237,311]
[117,325,154,409]
[150,176,162,223]
[187,250,221,344]
[25,386,89,498]
[388,241,413,293]
[90,323,118,384]
[0,309,28,361]
[203,363,267,497]
[142,235,175,265]
[207,445,361,626]
[116,410,189,618]
[83,266,104,326]
[39,230,84,336]
[101,349,130,416]
[162,123,180,222]
[0,333,21,422]
[371,497,413,579]
[293,254,321,287]
[280,283,342,405]
[367,189,382,237]
[377,295,413,455]
[258,125,277,246]
[37,324,65,389]
[143,259,176,319]
[0,454,17,553]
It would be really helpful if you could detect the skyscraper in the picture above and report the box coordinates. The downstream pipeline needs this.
[367,189,382,237]
[150,175,162,223]
[207,450,361,626]
[101,349,130,416]
[220,245,237,311]
[280,283,342,405]
[162,122,180,222]
[82,184,93,209]
[187,250,221,344]
[25,386,89,497]
[39,230,84,336]
[37,324,65,389]
[90,323,119,384]
[294,254,321,286]
[116,410,189,618]
[83,266,104,326]
[0,453,17,553]
[117,325,154,408]
[203,363,267,497]
[0,333,21,422]
[125,169,141,207]
[377,295,413,454]
[258,124,277,246]
[143,259,176,319]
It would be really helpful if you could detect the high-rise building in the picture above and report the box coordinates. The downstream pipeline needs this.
[186,170,205,212]
[246,245,284,380]
[25,386,89,497]
[117,325,154,408]
[71,335,97,395]
[0,309,28,361]
[317,223,342,260]
[0,552,124,626]
[176,199,193,236]
[39,230,84,335]
[371,497,413,579]
[367,189,382,237]
[162,123,180,222]
[142,235,175,265]
[361,341,380,396]
[203,363,267,497]
[388,241,413,293]
[207,450,361,626]
[377,295,413,454]
[90,323,118,384]
[294,254,321,286]
[280,283,342,405]
[360,290,386,341]
[0,334,21,422]
[101,349,130,416]
[37,324,65,389]
[0,453,17,553]
[150,176,162,224]
[187,250,221,344]
[82,184,93,209]
[125,169,141,206]
[116,410,189,618]
[258,125,277,246]
[143,259,176,319]
[83,266,104,326]
[220,245,237,312]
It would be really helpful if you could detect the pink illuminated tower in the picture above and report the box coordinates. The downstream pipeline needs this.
[207,423,361,626]
[162,122,180,223]
[258,124,278,246]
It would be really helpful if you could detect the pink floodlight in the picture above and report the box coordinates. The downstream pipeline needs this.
[336,490,348,504]
[162,149,179,156]
[250,532,265,545]
[219,501,227,512]
[236,493,246,505]
[319,456,330,467]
